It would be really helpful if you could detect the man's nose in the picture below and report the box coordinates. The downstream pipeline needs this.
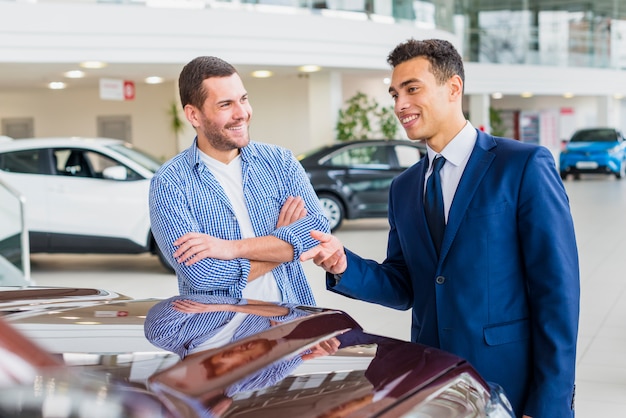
[233,102,250,119]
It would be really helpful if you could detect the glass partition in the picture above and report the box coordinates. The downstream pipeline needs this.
[4,0,626,69]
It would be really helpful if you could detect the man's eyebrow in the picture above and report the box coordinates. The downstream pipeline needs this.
[388,78,420,94]
[216,98,234,105]
[400,78,420,88]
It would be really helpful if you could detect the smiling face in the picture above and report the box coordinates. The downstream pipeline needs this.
[184,73,252,163]
[388,56,465,153]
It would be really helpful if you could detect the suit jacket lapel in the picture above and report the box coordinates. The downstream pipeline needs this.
[439,132,496,261]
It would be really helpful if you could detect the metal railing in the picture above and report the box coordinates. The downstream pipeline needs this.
[0,177,31,285]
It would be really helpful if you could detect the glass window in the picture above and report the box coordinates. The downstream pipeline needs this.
[0,149,42,174]
[53,149,142,180]
[327,145,389,168]
[394,145,423,168]
[570,129,618,142]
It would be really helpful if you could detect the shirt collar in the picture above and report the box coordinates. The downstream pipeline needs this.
[185,137,256,169]
[426,121,477,168]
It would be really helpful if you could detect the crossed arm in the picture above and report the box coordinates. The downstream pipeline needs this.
[174,196,307,281]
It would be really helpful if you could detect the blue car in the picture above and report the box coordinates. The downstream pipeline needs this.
[559,128,626,180]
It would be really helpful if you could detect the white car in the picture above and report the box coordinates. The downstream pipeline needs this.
[0,136,171,269]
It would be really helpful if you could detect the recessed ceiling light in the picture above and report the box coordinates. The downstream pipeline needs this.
[145,76,164,84]
[563,92,574,98]
[491,92,503,99]
[48,81,67,90]
[251,70,273,78]
[298,65,321,73]
[520,92,533,98]
[383,77,390,85]
[63,70,85,79]
[614,93,624,100]
[80,61,107,69]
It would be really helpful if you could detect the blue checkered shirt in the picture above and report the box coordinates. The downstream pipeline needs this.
[144,295,314,359]
[149,139,329,304]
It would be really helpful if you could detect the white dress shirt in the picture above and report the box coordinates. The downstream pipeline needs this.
[424,121,477,223]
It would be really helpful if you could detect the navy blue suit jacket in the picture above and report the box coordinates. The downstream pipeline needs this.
[328,131,580,417]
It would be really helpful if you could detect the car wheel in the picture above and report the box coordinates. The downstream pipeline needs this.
[318,193,344,231]
[560,171,568,180]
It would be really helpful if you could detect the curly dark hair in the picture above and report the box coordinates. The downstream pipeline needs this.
[387,38,465,86]
[178,56,238,109]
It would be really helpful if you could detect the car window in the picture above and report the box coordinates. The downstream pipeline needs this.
[570,129,618,142]
[53,149,143,180]
[393,145,423,168]
[327,145,390,168]
[0,149,45,174]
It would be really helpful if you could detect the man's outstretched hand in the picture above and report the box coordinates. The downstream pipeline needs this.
[300,230,347,275]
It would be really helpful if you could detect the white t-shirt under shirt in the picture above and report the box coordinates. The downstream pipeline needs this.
[199,150,282,302]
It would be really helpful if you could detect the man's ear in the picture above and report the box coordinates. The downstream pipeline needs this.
[184,104,199,128]
[448,75,463,101]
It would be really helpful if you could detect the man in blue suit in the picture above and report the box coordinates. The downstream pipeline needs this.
[301,38,579,418]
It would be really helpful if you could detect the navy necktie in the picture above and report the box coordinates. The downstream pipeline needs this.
[425,156,446,255]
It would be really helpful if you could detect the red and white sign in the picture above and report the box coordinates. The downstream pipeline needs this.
[100,78,135,101]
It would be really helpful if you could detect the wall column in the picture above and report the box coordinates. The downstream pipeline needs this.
[468,93,490,133]
[597,95,621,129]
[308,71,343,150]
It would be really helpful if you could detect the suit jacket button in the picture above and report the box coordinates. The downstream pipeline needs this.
[436,276,445,284]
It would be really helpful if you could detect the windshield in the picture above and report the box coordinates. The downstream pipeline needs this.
[570,129,619,143]
[108,143,163,173]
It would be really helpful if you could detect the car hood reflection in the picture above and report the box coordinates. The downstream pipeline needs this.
[144,295,500,418]
[1,293,513,418]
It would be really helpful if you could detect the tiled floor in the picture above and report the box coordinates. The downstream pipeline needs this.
[30,174,626,417]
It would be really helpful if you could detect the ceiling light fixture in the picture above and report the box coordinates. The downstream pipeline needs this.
[520,92,533,98]
[383,77,390,85]
[563,92,574,98]
[491,92,503,99]
[80,61,107,69]
[63,70,85,79]
[251,70,273,78]
[48,81,67,90]
[145,76,164,84]
[298,65,321,73]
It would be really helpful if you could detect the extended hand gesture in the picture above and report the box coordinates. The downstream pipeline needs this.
[300,230,347,275]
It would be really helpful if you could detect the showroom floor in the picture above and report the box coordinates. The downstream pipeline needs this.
[30,174,626,417]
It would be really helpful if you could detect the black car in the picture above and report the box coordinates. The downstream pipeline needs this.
[298,140,427,230]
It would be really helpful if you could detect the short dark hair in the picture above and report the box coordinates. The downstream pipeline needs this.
[178,56,238,109]
[387,38,465,86]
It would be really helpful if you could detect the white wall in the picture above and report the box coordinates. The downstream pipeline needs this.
[246,75,311,155]
[0,82,179,161]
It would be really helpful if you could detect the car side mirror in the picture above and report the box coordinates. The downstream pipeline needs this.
[102,165,127,181]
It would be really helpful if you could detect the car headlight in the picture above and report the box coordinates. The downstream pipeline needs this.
[608,145,621,154]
